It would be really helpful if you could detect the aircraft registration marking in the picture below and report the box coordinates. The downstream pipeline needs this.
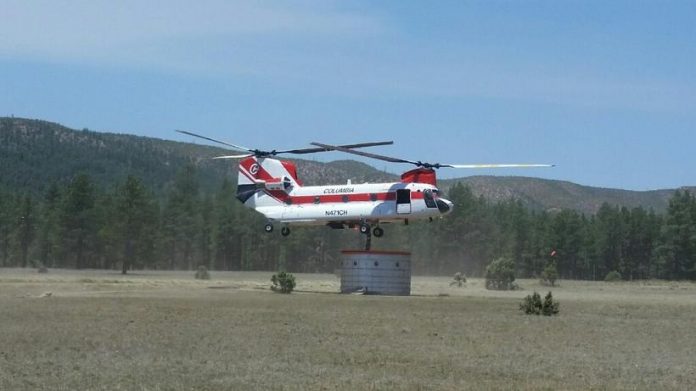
[325,210,349,216]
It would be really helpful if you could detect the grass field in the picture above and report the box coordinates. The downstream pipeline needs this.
[1,268,695,390]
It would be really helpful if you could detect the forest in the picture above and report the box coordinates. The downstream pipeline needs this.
[1,164,695,280]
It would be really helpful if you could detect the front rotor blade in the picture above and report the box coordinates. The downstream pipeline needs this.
[311,142,417,165]
[176,130,252,152]
[211,154,254,159]
[447,163,555,169]
[280,141,394,155]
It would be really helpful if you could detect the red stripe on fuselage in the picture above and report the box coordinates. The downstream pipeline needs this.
[289,192,393,204]
[282,191,425,205]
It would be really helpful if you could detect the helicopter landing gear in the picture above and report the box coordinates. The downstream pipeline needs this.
[281,226,291,236]
[264,222,274,233]
[373,226,384,238]
[361,222,384,250]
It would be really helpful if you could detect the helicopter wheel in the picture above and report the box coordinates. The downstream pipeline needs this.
[373,227,384,238]
[281,226,291,236]
[359,223,371,235]
[264,223,274,233]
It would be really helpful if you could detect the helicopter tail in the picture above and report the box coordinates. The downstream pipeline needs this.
[237,157,301,207]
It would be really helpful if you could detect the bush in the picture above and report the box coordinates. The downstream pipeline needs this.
[520,291,543,314]
[194,265,210,280]
[520,291,559,316]
[271,271,296,294]
[542,291,560,316]
[540,263,558,286]
[450,272,466,287]
[604,270,622,282]
[485,257,516,290]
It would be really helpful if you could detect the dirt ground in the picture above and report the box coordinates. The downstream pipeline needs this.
[1,268,695,390]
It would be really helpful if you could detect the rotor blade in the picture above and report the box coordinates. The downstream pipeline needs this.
[176,130,252,152]
[446,163,555,169]
[211,154,254,159]
[311,142,418,165]
[279,141,394,155]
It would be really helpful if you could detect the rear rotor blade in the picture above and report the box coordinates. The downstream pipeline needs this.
[447,163,555,169]
[280,141,394,155]
[211,154,254,159]
[311,142,418,165]
[176,130,252,152]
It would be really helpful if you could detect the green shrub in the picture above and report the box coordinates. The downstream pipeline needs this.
[604,270,622,282]
[520,291,543,314]
[520,291,559,316]
[540,263,558,286]
[271,271,296,294]
[194,265,210,280]
[542,291,560,316]
[485,257,516,290]
[450,272,466,287]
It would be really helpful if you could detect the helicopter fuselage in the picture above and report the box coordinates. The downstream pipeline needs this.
[236,156,452,235]
[256,181,453,226]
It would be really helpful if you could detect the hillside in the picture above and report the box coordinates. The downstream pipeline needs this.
[447,176,694,214]
[1,117,691,213]
[0,117,395,198]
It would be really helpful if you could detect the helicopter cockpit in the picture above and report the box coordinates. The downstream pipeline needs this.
[423,188,452,214]
[423,189,438,208]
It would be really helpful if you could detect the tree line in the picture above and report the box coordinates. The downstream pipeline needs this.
[423,183,696,280]
[1,166,695,280]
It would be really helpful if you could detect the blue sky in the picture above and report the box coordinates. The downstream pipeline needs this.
[2,0,695,190]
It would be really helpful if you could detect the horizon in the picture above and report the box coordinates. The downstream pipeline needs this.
[2,1,695,191]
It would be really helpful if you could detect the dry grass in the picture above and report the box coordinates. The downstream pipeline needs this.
[1,268,695,390]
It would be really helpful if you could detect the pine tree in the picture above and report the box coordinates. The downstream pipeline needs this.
[58,174,97,269]
[161,164,200,270]
[197,195,214,269]
[36,184,61,268]
[550,210,584,279]
[212,179,240,270]
[0,192,14,266]
[595,203,626,279]
[656,191,696,279]
[96,191,119,270]
[623,207,658,280]
[114,176,157,274]
[13,195,35,267]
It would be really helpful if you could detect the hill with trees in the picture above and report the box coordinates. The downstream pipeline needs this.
[2,117,693,214]
[2,117,696,280]
[448,176,691,215]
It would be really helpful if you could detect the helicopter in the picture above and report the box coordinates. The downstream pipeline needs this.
[177,130,553,238]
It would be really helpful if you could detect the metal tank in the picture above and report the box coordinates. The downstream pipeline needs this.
[340,250,411,295]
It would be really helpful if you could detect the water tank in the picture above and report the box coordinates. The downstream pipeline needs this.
[340,250,411,295]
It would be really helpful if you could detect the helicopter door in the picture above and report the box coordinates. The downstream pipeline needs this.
[396,189,411,214]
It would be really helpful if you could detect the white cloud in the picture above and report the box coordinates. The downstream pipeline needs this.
[0,0,381,68]
[1,1,693,114]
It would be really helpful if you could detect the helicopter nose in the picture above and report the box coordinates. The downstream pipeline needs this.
[436,198,453,214]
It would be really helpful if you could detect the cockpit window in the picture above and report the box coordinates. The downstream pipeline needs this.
[424,189,437,208]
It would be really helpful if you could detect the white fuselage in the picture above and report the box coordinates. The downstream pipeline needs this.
[236,156,453,228]
[256,182,450,225]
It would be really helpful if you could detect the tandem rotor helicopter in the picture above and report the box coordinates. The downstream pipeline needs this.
[177,130,553,239]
